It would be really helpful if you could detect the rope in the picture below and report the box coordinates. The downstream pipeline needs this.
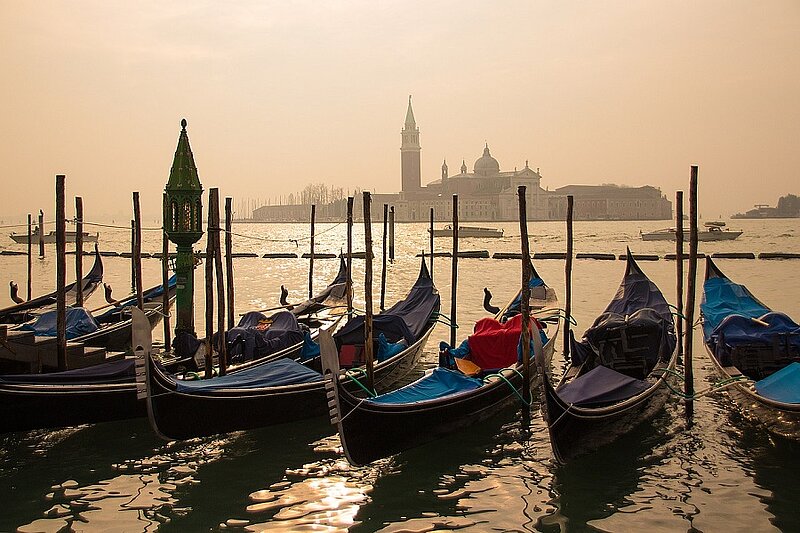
[344,368,377,397]
[483,368,530,406]
[650,367,751,400]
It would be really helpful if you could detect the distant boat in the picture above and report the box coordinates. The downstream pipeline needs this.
[640,222,742,242]
[9,226,99,244]
[429,225,504,238]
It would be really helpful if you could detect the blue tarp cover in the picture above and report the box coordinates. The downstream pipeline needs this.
[369,367,483,405]
[711,312,800,349]
[702,276,770,341]
[335,260,439,347]
[175,358,321,392]
[0,359,135,385]
[21,306,99,339]
[755,362,800,404]
[556,364,651,406]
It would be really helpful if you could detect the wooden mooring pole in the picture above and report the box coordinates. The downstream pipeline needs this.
[380,203,388,311]
[55,175,66,371]
[130,219,136,293]
[388,206,395,262]
[346,197,354,317]
[684,167,699,420]
[450,195,459,347]
[211,189,227,376]
[563,195,573,359]
[363,191,375,390]
[133,193,144,310]
[518,186,533,403]
[75,197,84,307]
[161,194,171,352]
[38,210,45,258]
[676,191,684,360]
[225,197,235,332]
[204,190,215,379]
[26,213,31,300]
[429,207,434,281]
[308,204,316,299]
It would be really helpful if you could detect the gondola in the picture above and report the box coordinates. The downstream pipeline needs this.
[321,262,559,466]
[141,258,440,440]
[701,257,800,439]
[0,264,349,434]
[0,246,103,324]
[539,250,678,463]
[18,276,177,354]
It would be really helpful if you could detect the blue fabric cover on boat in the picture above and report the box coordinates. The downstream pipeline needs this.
[175,358,321,392]
[755,362,800,404]
[369,367,483,404]
[711,312,800,348]
[0,358,135,385]
[300,331,320,361]
[502,268,545,321]
[556,364,651,406]
[701,275,770,340]
[21,306,99,339]
[377,333,406,362]
[335,259,439,347]
[570,258,675,366]
[226,311,305,361]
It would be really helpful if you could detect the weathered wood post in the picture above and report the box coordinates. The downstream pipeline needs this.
[450,195,459,347]
[429,207,435,281]
[75,197,84,307]
[380,203,388,311]
[26,213,32,300]
[676,191,684,359]
[308,204,316,299]
[388,206,395,261]
[130,219,136,293]
[204,190,215,379]
[518,185,533,403]
[684,167,699,419]
[38,210,45,258]
[211,189,227,376]
[225,197,235,331]
[346,197,354,317]
[161,194,171,352]
[133,193,144,310]
[55,175,67,371]
[363,191,375,390]
[563,195,574,359]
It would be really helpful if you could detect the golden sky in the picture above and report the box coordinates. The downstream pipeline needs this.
[0,0,798,220]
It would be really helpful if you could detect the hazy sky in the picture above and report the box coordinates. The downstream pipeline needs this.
[1,1,798,221]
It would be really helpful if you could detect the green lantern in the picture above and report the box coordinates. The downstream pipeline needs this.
[164,118,204,336]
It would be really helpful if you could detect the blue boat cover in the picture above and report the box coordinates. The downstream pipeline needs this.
[556,364,651,406]
[755,362,800,404]
[570,258,675,367]
[21,306,100,339]
[701,275,770,340]
[335,259,439,347]
[0,358,135,385]
[377,333,407,362]
[226,311,305,361]
[711,312,800,348]
[369,367,483,405]
[175,358,321,392]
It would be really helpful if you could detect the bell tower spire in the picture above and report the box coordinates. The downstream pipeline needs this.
[401,95,421,193]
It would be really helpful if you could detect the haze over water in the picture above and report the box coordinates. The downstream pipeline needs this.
[1,218,799,531]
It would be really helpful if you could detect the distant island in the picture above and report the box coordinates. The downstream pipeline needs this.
[732,194,800,219]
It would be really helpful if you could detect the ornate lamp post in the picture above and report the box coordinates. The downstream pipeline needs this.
[164,119,204,336]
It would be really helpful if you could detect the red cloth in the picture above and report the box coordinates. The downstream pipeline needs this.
[467,314,542,370]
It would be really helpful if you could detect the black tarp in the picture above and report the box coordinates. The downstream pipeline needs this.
[334,259,439,347]
[0,358,135,385]
[226,311,305,361]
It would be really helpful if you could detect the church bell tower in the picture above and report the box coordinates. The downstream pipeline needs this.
[401,95,421,193]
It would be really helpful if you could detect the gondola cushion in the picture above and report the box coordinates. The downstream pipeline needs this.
[755,362,800,404]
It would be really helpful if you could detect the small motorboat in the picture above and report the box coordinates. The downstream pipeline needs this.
[430,225,504,238]
[640,222,742,242]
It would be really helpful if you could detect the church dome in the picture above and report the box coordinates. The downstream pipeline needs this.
[474,144,500,176]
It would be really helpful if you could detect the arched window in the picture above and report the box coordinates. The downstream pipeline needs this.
[183,201,192,232]
[171,201,178,232]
